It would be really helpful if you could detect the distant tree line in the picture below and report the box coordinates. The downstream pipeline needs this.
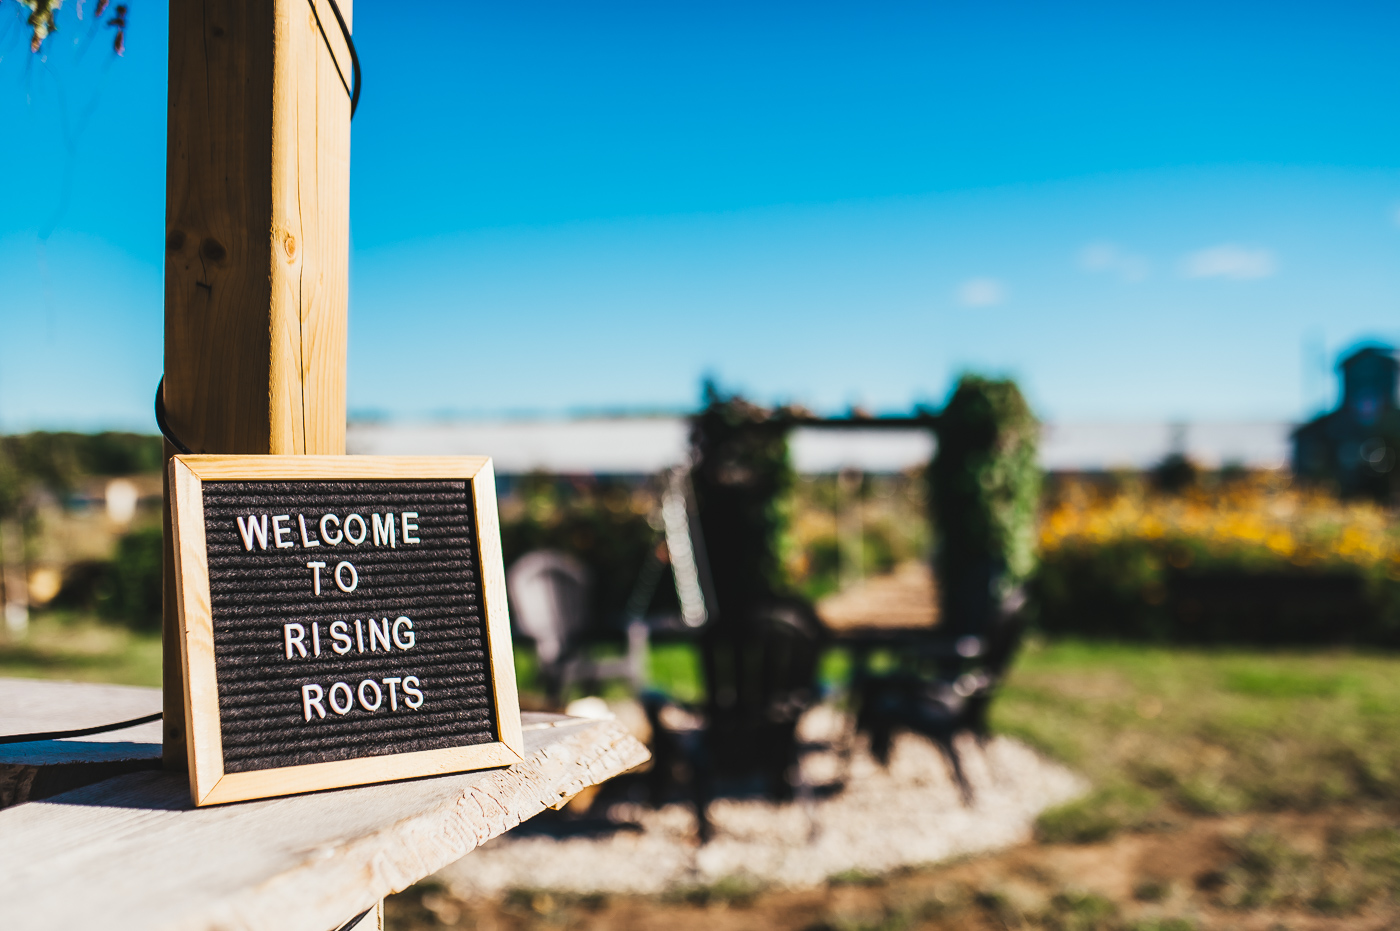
[1,432,164,630]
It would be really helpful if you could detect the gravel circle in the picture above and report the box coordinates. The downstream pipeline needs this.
[437,706,1087,896]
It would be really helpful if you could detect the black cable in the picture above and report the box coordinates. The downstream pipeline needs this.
[309,0,361,118]
[325,0,361,119]
[331,906,375,931]
[155,376,193,454]
[0,712,163,745]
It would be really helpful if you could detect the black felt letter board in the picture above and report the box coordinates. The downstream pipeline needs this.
[201,479,498,773]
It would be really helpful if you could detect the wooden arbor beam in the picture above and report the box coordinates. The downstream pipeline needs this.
[162,0,353,768]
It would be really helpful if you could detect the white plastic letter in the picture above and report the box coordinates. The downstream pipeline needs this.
[312,621,321,656]
[392,616,415,650]
[403,675,424,710]
[307,561,327,595]
[382,676,402,710]
[283,623,307,659]
[320,513,343,546]
[344,513,368,545]
[236,515,269,551]
[372,512,396,548]
[334,561,358,593]
[272,515,294,548]
[302,684,326,720]
[368,617,390,652]
[329,682,354,715]
[401,512,420,544]
[298,514,321,547]
[330,620,352,654]
[357,679,383,711]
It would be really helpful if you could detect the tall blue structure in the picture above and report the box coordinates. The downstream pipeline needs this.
[1292,344,1399,501]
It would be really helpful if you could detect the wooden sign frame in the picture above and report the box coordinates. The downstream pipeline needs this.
[168,455,523,806]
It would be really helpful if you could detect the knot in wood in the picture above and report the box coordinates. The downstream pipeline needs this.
[199,238,227,263]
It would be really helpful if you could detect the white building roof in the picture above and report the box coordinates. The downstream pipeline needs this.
[347,417,1293,475]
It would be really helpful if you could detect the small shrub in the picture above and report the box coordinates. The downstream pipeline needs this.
[1222,668,1348,698]
[50,527,164,630]
[500,473,662,629]
[930,375,1040,634]
[1213,831,1314,910]
[104,526,164,629]
[1174,775,1248,816]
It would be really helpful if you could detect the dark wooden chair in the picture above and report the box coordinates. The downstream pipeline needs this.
[850,577,1027,803]
[644,596,825,841]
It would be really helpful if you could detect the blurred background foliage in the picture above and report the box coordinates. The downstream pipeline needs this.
[0,432,165,630]
[497,472,671,633]
[787,470,929,601]
[689,384,800,611]
[0,374,1397,694]
[6,398,1400,666]
[1035,468,1400,645]
[930,375,1042,594]
[0,432,163,502]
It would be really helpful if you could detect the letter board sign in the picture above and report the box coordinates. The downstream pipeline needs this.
[168,455,522,806]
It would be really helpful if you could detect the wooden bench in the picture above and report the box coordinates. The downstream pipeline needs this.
[0,677,647,930]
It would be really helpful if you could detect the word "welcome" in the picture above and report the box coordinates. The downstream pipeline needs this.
[235,511,421,551]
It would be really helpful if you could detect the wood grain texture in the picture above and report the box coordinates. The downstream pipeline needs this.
[163,0,351,456]
[473,460,525,758]
[0,713,647,931]
[178,455,493,481]
[169,456,522,805]
[170,458,222,804]
[163,0,352,766]
[164,440,187,768]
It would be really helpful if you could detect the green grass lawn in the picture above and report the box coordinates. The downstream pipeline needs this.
[10,615,1399,831]
[10,613,1400,927]
[0,610,162,687]
[993,638,1400,841]
[9,614,1400,831]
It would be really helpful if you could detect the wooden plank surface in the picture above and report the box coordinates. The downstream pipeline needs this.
[0,711,647,931]
[0,678,163,807]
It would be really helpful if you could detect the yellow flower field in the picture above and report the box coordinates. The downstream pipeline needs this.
[1041,473,1400,580]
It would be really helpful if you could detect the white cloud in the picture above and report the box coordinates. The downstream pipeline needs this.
[1180,244,1277,280]
[1077,241,1149,282]
[957,277,1005,307]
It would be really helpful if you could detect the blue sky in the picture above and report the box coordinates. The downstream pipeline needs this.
[2,1,1399,431]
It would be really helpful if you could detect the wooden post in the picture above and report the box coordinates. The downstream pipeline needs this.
[161,0,353,770]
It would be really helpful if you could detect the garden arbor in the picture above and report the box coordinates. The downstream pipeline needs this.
[666,379,1040,822]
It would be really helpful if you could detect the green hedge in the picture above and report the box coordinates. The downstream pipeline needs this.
[930,375,1041,634]
[1034,538,1400,646]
